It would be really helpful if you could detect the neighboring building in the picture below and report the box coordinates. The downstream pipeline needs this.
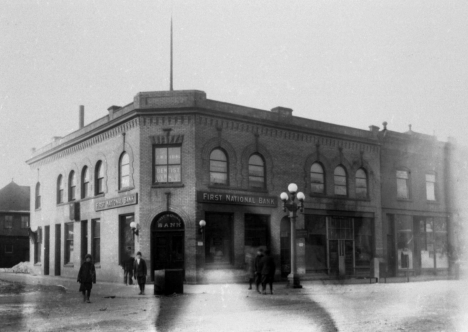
[0,181,30,268]
[26,90,459,283]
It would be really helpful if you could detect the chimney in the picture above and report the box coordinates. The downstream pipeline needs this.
[79,105,84,129]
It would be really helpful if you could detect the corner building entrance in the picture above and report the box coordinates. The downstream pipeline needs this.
[151,212,185,281]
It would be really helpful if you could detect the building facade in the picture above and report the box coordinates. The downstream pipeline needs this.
[26,90,459,283]
[0,181,30,268]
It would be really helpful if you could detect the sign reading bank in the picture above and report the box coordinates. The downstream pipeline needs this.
[197,191,277,208]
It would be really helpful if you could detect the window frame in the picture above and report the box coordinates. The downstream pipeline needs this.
[248,153,266,190]
[4,215,13,229]
[209,148,229,186]
[68,171,76,202]
[21,216,29,229]
[64,222,74,265]
[152,145,182,185]
[425,173,436,201]
[95,161,104,196]
[34,227,42,264]
[119,152,130,190]
[396,169,410,200]
[333,165,348,196]
[310,162,325,194]
[57,175,64,204]
[81,166,89,199]
[35,182,41,209]
[355,168,369,199]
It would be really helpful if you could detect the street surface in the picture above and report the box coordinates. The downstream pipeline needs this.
[0,277,466,332]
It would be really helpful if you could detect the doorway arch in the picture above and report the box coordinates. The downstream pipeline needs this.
[150,212,185,281]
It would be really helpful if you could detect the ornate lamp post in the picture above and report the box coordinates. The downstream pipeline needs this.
[280,183,305,288]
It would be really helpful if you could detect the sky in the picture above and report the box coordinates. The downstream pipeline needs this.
[1,0,468,189]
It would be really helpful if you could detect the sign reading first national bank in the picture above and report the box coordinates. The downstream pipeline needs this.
[95,193,138,212]
[197,191,278,208]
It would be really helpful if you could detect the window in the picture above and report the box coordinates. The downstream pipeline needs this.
[354,218,372,267]
[64,222,74,264]
[119,152,130,189]
[334,166,347,196]
[396,170,409,199]
[21,216,29,229]
[355,169,368,198]
[248,154,265,189]
[397,216,413,269]
[310,163,325,194]
[5,245,13,254]
[57,175,64,204]
[154,146,182,183]
[69,171,76,201]
[81,166,89,199]
[4,215,13,229]
[119,214,135,266]
[35,227,42,263]
[95,161,104,195]
[92,219,100,263]
[35,182,41,209]
[204,213,233,265]
[426,174,436,201]
[210,149,228,185]
[244,214,269,250]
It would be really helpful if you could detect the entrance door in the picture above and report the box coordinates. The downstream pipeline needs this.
[44,226,50,275]
[151,212,185,281]
[328,218,354,276]
[55,224,61,276]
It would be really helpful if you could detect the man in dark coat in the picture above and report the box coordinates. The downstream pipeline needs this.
[133,251,147,295]
[123,253,135,285]
[259,249,276,295]
[253,248,264,293]
[77,254,96,303]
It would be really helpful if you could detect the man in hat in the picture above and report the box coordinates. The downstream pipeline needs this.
[133,251,147,295]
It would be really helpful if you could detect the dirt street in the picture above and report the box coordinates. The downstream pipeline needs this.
[0,279,467,332]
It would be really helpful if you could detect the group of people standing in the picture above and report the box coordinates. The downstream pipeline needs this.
[249,248,276,295]
[77,251,148,303]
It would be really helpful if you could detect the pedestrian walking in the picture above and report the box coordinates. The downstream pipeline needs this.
[254,248,264,293]
[123,253,135,285]
[77,254,96,303]
[259,249,276,295]
[246,250,255,290]
[133,251,147,295]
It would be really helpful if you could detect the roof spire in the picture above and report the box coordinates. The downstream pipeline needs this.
[170,16,173,91]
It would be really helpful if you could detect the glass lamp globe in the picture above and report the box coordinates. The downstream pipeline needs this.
[199,220,206,227]
[288,183,298,194]
[297,192,305,201]
[30,224,38,232]
[130,221,137,229]
[280,192,289,201]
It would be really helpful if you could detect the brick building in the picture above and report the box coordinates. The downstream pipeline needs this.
[26,90,459,283]
[0,181,30,268]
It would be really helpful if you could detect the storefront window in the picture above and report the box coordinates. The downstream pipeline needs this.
[244,214,269,250]
[354,218,372,267]
[397,215,413,269]
[305,215,327,272]
[65,222,74,264]
[119,214,135,266]
[419,218,435,268]
[434,218,449,268]
[205,213,233,265]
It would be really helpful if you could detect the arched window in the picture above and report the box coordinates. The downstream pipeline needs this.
[95,161,104,195]
[334,166,347,196]
[119,153,130,189]
[355,168,368,198]
[310,163,325,194]
[248,153,265,189]
[57,175,64,204]
[81,166,89,199]
[69,171,76,201]
[210,148,228,185]
[35,182,41,209]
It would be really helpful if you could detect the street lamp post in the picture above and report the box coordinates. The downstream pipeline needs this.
[280,183,305,289]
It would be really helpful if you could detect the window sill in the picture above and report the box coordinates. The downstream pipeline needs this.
[426,200,439,205]
[64,263,74,268]
[79,196,95,203]
[56,202,68,207]
[152,183,185,188]
[94,193,105,198]
[208,184,231,189]
[396,198,413,202]
[35,208,41,211]
[118,187,135,193]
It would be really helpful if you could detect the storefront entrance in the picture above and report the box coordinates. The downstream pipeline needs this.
[151,212,185,281]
